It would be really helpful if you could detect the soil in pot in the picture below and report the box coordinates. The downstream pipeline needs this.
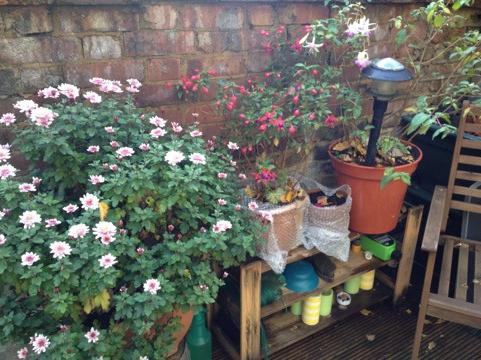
[308,190,347,208]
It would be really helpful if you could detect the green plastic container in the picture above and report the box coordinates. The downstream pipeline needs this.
[360,235,397,261]
[187,307,212,360]
[291,301,302,316]
[344,276,361,295]
[319,289,333,317]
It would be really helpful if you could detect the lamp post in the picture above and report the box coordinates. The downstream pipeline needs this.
[361,58,413,166]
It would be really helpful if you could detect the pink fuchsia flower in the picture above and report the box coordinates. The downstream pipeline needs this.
[238,173,247,180]
[17,347,28,359]
[99,253,117,269]
[0,234,6,245]
[104,126,115,134]
[93,221,117,245]
[29,107,59,128]
[165,150,185,166]
[0,144,11,162]
[21,252,40,267]
[109,164,119,172]
[58,83,80,100]
[49,241,72,259]
[190,130,203,137]
[45,218,61,228]
[89,175,105,185]
[171,122,183,133]
[345,17,377,37]
[37,86,60,99]
[227,142,239,150]
[218,199,227,206]
[63,203,79,213]
[139,143,150,151]
[150,127,167,139]
[355,50,370,70]
[84,327,100,343]
[0,163,17,179]
[19,210,41,229]
[110,141,120,148]
[87,145,100,153]
[149,116,166,128]
[116,147,135,158]
[212,220,232,233]
[248,201,258,211]
[68,223,89,239]
[80,193,99,210]
[83,91,102,104]
[18,183,36,193]
[32,177,42,186]
[143,278,161,295]
[13,100,38,114]
[189,153,206,165]
[324,114,339,128]
[0,113,16,126]
[89,77,104,85]
[30,333,50,354]
[217,172,227,179]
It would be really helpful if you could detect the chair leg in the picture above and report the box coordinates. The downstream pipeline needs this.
[412,303,426,360]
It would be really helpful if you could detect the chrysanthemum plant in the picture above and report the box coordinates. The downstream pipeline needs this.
[0,79,262,359]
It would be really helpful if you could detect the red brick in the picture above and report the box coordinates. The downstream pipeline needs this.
[56,7,137,32]
[0,69,18,96]
[180,5,243,30]
[142,5,178,30]
[83,35,122,60]
[146,58,181,82]
[19,66,63,92]
[157,102,222,125]
[187,56,245,77]
[278,4,329,25]
[64,60,144,87]
[197,31,243,53]
[246,51,272,73]
[247,5,275,26]
[3,6,52,35]
[136,84,177,107]
[124,30,195,56]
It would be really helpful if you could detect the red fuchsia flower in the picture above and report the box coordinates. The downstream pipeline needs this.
[139,143,150,151]
[262,43,274,54]
[98,253,117,269]
[259,123,268,132]
[311,69,319,76]
[254,168,277,183]
[207,69,217,76]
[18,183,36,193]
[49,241,72,260]
[30,333,50,354]
[87,145,100,153]
[38,86,60,99]
[324,114,339,128]
[68,223,90,239]
[45,218,61,228]
[0,113,16,126]
[291,39,302,54]
[63,204,79,213]
[83,91,102,104]
[260,30,270,37]
[80,193,99,210]
[201,86,209,94]
[17,347,28,359]
[288,125,297,135]
[276,25,285,34]
[19,210,41,229]
[308,113,316,121]
[226,102,235,112]
[293,109,300,117]
[21,252,40,267]
[304,25,312,33]
[292,95,300,105]
[84,327,100,343]
[0,163,17,179]
[270,116,284,130]
[116,147,135,159]
[144,278,161,295]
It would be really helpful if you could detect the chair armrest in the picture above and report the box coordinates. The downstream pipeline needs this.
[421,185,448,252]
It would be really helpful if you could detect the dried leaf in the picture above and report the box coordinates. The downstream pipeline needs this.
[435,318,445,325]
[424,319,432,325]
[366,334,376,342]
[333,141,350,152]
[360,309,373,316]
[405,309,412,315]
[427,341,436,351]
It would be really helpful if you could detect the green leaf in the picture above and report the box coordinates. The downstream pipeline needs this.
[395,28,408,47]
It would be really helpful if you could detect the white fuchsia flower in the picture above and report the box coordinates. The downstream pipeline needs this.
[85,327,100,343]
[165,150,185,166]
[212,220,232,233]
[0,144,11,162]
[345,17,377,37]
[93,221,117,245]
[68,223,89,239]
[21,252,40,267]
[37,86,60,99]
[30,333,50,354]
[110,141,120,148]
[50,241,72,259]
[45,218,61,228]
[63,203,79,213]
[83,91,102,104]
[116,147,135,158]
[58,83,80,100]
[139,143,150,151]
[19,210,41,229]
[80,193,99,210]
[217,172,227,179]
[17,347,28,359]
[0,163,17,180]
[32,177,42,186]
[0,113,16,126]
[149,116,166,128]
[248,201,259,211]
[0,234,6,245]
[190,130,203,137]
[143,278,161,295]
[189,153,206,165]
[302,34,323,53]
[29,107,59,128]
[89,77,104,85]
[227,141,239,150]
[104,126,115,134]
[87,145,100,153]
[150,127,167,139]
[13,100,38,114]
[355,50,371,70]
[99,253,117,269]
[18,183,36,193]
[171,122,183,133]
[89,175,105,185]
[218,199,227,206]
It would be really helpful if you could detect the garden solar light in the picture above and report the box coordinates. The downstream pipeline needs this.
[362,57,413,165]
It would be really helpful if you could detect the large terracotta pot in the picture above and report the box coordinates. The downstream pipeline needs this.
[328,141,423,234]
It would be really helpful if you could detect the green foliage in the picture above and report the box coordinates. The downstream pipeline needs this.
[381,167,412,189]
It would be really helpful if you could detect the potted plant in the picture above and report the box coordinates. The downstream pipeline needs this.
[0,79,261,359]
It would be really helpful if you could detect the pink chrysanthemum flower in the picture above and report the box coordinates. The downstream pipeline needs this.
[189,153,206,165]
[13,100,38,114]
[87,145,100,153]
[85,327,100,343]
[139,356,149,360]
[126,85,140,93]
[99,80,123,93]
[98,253,117,269]
[0,113,16,126]
[116,147,135,158]
[212,220,232,233]
[127,78,142,89]
[80,193,99,210]
[110,141,120,148]
[149,116,166,128]
[171,122,183,133]
[21,252,40,267]
[30,333,50,354]
[89,77,104,85]
[0,234,6,245]
[17,347,28,359]
[45,218,61,228]
[18,183,36,192]
[248,201,258,211]
[30,107,59,128]
[63,204,79,213]
[104,126,115,134]
[32,177,42,186]
[190,130,203,137]
[0,163,17,179]
[19,210,41,229]
[217,172,227,179]
[139,143,150,151]
[235,204,242,211]
[83,91,102,104]
[109,164,119,172]
[218,199,227,206]
[192,113,199,118]
[143,278,161,295]
[230,160,237,166]
[165,150,185,166]
[89,175,105,185]
[68,223,89,239]
[93,221,117,245]
[259,211,273,223]
[150,127,166,139]
[38,86,60,99]
[58,83,80,100]
[50,241,72,259]
[227,142,239,150]
[0,144,11,162]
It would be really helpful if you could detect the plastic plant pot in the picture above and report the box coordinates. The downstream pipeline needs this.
[336,291,352,310]
[283,260,319,293]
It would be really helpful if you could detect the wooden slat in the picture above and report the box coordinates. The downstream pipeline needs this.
[450,200,481,214]
[212,325,240,360]
[465,123,481,133]
[422,186,447,252]
[456,170,481,182]
[453,185,481,199]
[442,235,481,248]
[438,238,454,296]
[458,155,481,167]
[475,245,481,305]
[461,139,481,150]
[427,294,481,329]
[455,244,469,301]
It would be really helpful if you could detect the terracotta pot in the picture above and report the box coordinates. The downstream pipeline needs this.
[328,140,423,234]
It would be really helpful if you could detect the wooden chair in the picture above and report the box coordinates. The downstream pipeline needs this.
[412,102,481,359]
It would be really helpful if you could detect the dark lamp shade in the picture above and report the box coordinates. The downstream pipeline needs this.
[362,57,412,99]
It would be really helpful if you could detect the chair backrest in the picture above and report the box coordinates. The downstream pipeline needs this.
[442,101,481,232]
